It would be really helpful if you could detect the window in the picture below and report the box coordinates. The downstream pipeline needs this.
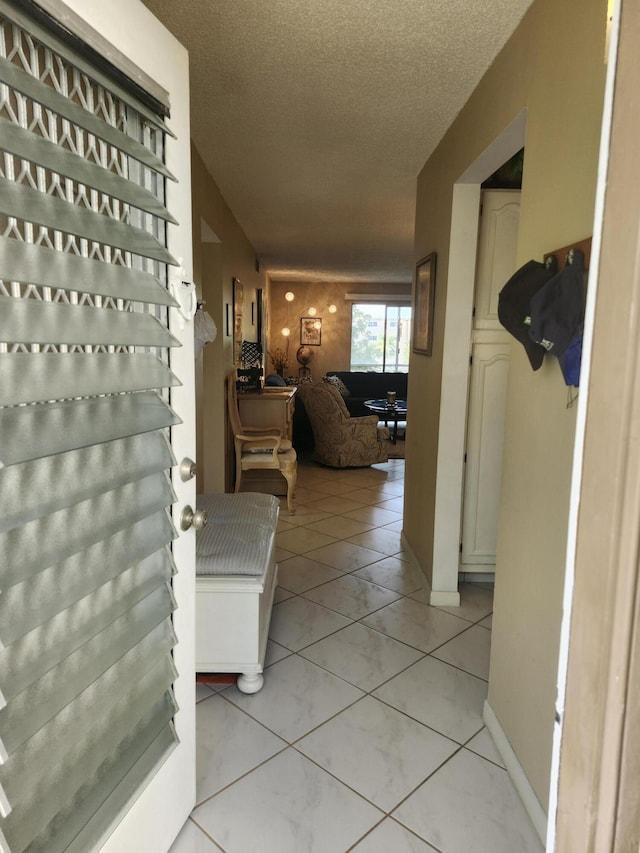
[350,303,411,371]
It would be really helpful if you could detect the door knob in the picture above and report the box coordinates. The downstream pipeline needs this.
[180,505,208,531]
[179,457,197,481]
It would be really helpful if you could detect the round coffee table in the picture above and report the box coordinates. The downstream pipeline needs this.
[364,399,407,444]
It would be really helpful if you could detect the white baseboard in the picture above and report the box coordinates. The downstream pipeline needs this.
[430,589,461,606]
[400,532,461,606]
[483,700,547,846]
[458,571,496,584]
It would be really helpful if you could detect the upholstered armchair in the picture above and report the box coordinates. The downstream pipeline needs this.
[296,382,389,467]
[227,373,297,513]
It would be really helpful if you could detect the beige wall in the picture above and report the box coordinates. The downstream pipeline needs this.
[191,143,267,492]
[405,0,607,809]
[268,280,411,380]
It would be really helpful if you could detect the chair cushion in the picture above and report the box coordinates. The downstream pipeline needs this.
[244,438,293,453]
[241,447,297,468]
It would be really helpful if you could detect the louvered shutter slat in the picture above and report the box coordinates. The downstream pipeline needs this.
[0,117,178,223]
[0,606,176,761]
[0,353,181,407]
[2,472,176,589]
[1,661,178,850]
[0,297,179,347]
[0,545,175,650]
[0,433,175,533]
[40,724,178,853]
[0,237,178,306]
[0,534,176,699]
[0,0,174,136]
[0,392,181,467]
[0,178,178,265]
[0,55,175,177]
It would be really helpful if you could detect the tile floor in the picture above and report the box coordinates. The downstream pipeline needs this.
[171,457,543,853]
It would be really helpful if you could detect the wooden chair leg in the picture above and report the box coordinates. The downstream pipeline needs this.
[282,466,296,515]
[234,460,243,493]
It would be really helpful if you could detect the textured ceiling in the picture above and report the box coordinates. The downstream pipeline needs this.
[141,0,534,282]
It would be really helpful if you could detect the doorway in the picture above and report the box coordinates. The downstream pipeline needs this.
[431,112,527,605]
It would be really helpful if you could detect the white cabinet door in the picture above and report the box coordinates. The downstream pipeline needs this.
[474,190,521,329]
[461,336,511,570]
[460,190,520,573]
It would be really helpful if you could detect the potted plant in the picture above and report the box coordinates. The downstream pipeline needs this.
[268,347,290,377]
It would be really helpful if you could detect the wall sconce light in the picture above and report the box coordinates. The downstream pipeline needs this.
[279,290,337,350]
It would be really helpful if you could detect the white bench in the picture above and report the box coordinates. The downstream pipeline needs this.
[195,493,279,693]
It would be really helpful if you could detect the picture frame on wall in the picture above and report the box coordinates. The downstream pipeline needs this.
[233,277,243,363]
[256,288,264,344]
[300,316,322,346]
[413,252,437,355]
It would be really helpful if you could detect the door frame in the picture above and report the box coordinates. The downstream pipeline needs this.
[431,111,526,605]
[548,0,640,847]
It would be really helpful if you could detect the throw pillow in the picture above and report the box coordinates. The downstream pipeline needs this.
[323,375,350,397]
[265,373,287,386]
[285,376,314,385]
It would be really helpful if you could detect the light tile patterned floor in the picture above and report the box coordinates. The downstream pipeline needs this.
[171,457,543,853]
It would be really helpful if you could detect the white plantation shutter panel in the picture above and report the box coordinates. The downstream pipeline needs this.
[0,3,184,850]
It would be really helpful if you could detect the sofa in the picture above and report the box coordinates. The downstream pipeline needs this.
[325,371,408,416]
[292,371,408,451]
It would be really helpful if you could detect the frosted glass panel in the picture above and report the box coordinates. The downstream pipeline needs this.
[0,532,176,695]
[0,352,180,407]
[0,433,175,532]
[2,472,175,588]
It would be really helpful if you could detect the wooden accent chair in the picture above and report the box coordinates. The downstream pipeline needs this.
[227,373,297,514]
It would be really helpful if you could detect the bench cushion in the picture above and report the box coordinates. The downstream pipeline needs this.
[196,493,279,576]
